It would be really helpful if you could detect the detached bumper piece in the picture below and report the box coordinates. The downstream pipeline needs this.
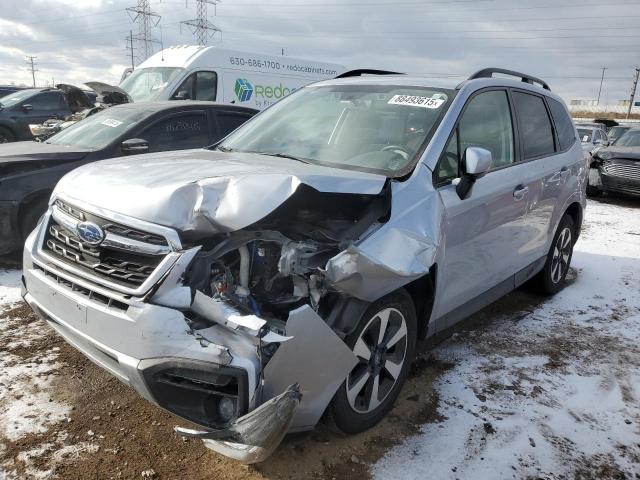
[175,384,302,464]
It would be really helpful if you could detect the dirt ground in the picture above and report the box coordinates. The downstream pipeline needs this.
[1,196,639,479]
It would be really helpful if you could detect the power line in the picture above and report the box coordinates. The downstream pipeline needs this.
[181,0,221,46]
[126,0,161,61]
[25,55,38,88]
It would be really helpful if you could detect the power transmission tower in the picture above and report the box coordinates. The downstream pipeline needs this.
[596,67,606,105]
[125,30,136,69]
[626,67,640,120]
[181,0,221,46]
[25,56,38,87]
[126,0,161,61]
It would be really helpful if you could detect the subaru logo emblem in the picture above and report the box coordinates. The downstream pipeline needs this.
[76,222,104,245]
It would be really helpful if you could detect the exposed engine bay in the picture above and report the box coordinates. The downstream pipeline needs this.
[184,185,390,331]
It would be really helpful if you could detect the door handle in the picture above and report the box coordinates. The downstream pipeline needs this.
[513,184,529,200]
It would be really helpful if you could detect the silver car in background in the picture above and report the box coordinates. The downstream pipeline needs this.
[577,123,609,158]
[22,68,586,463]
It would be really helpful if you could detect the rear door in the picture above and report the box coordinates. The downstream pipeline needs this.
[434,88,532,325]
[508,90,564,272]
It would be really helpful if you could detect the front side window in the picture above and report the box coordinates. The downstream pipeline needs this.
[28,92,64,110]
[512,91,555,159]
[172,71,217,101]
[220,85,452,177]
[120,67,184,102]
[547,98,576,150]
[0,89,39,108]
[437,90,514,182]
[140,112,209,152]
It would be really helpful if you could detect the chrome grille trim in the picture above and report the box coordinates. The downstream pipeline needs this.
[36,198,182,296]
[602,163,640,180]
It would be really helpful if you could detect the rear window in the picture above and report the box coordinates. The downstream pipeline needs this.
[512,91,555,159]
[547,98,576,150]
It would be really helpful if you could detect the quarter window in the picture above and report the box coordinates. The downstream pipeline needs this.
[512,91,555,159]
[547,98,576,150]
[140,113,210,152]
[437,90,514,182]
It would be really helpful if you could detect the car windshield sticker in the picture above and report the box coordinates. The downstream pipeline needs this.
[388,94,445,109]
[101,119,123,128]
[583,135,589,142]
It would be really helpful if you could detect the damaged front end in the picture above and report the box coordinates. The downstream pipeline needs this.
[23,152,441,463]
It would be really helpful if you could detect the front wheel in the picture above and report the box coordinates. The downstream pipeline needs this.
[533,214,575,295]
[328,289,417,434]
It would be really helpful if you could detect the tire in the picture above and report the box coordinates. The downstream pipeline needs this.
[328,289,417,434]
[20,196,49,241]
[533,214,575,295]
[0,127,15,144]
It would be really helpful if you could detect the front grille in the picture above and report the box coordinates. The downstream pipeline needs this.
[34,264,128,311]
[43,203,168,288]
[602,162,640,180]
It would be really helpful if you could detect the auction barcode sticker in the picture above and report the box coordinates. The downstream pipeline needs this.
[101,119,123,128]
[388,95,445,109]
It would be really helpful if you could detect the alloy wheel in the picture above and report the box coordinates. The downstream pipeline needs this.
[551,227,572,284]
[346,307,408,414]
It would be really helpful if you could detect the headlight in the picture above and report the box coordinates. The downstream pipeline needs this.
[596,150,612,160]
[28,124,43,136]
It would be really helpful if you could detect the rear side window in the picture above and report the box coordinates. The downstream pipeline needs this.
[547,98,576,150]
[141,112,210,152]
[512,92,555,159]
[215,111,254,140]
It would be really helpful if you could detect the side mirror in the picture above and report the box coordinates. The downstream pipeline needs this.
[456,147,492,200]
[22,104,33,112]
[121,138,149,154]
[172,90,190,100]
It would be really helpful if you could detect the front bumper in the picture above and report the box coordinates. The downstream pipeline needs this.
[22,215,357,462]
[591,160,640,197]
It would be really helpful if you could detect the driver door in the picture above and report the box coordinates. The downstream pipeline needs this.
[433,89,531,328]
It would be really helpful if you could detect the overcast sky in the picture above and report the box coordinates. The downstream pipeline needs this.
[1,0,639,103]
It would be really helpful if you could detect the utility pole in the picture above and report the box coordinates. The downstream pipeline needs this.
[126,0,161,61]
[181,0,221,46]
[125,30,136,69]
[626,67,640,120]
[25,56,38,87]
[596,67,606,105]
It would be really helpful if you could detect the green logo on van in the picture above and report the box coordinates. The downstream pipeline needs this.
[234,78,297,103]
[234,78,253,102]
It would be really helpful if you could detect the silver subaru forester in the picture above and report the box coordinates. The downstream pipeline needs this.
[22,68,586,463]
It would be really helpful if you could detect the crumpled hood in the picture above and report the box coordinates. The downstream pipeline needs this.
[0,141,90,163]
[598,146,640,161]
[55,149,387,233]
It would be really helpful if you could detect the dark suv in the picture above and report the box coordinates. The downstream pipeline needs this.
[0,87,93,143]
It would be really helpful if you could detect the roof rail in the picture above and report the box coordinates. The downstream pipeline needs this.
[335,69,404,79]
[468,68,550,91]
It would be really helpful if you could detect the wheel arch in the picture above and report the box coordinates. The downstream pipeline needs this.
[403,264,437,339]
[564,201,583,240]
[18,188,52,238]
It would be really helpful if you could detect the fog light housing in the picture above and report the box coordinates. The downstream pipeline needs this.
[218,397,236,422]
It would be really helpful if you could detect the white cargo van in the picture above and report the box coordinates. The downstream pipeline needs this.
[120,45,346,110]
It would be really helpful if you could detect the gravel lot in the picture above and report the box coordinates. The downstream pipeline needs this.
[0,197,639,480]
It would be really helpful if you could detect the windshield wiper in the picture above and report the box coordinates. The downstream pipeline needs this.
[216,145,233,152]
[257,152,310,164]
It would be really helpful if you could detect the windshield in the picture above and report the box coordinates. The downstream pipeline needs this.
[614,129,640,147]
[220,85,452,176]
[609,126,630,140]
[577,128,592,143]
[120,67,184,102]
[46,107,149,149]
[0,89,38,108]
